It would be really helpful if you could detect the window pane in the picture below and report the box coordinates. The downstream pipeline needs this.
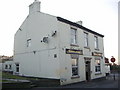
[72,59,77,66]
[84,33,88,47]
[16,64,19,72]
[72,67,78,76]
[27,39,31,47]
[94,36,98,49]
[5,65,8,69]
[71,28,77,44]
[71,58,78,76]
[9,65,12,69]
[95,58,101,72]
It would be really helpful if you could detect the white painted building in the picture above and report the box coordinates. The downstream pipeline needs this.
[14,0,106,85]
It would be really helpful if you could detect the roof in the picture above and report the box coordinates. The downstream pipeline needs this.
[57,17,104,37]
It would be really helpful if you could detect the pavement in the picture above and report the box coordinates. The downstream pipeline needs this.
[32,73,120,89]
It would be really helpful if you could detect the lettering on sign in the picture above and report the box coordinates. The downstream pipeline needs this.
[66,49,83,55]
[92,52,102,56]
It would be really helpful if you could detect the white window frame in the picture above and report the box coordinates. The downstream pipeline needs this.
[16,63,19,73]
[27,39,31,47]
[71,57,79,76]
[9,64,12,69]
[5,64,8,69]
[95,57,101,73]
[94,36,99,49]
[70,28,77,45]
[84,32,89,47]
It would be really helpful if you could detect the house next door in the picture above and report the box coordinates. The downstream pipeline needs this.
[85,61,91,81]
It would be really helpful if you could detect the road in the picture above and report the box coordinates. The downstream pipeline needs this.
[9,73,120,90]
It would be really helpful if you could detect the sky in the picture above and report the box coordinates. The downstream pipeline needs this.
[0,0,119,64]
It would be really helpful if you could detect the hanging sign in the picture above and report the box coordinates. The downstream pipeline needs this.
[66,49,83,55]
[110,57,116,63]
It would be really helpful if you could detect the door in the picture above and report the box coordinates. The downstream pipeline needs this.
[85,61,91,81]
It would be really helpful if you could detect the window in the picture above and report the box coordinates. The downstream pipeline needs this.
[27,39,31,47]
[5,65,8,69]
[9,64,12,69]
[95,58,101,73]
[84,32,89,47]
[94,36,98,49]
[71,28,77,45]
[16,63,19,72]
[71,58,78,76]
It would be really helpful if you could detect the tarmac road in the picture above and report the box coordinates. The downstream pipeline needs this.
[11,73,120,90]
[33,73,119,89]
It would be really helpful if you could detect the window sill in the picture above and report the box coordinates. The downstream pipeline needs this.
[95,72,102,75]
[70,44,79,47]
[71,75,80,79]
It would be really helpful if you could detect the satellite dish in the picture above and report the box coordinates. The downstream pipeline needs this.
[43,37,48,43]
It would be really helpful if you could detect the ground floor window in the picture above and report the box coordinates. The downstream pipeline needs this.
[95,57,101,73]
[9,64,12,69]
[5,65,8,69]
[71,55,79,76]
[16,63,19,72]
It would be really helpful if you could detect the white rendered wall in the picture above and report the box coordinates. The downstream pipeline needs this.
[14,12,60,79]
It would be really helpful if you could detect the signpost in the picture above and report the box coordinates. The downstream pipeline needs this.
[110,56,116,80]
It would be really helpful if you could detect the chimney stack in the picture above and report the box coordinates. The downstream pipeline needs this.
[29,0,41,15]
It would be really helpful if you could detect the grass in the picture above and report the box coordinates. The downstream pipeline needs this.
[2,72,28,80]
[2,71,40,83]
[2,72,60,87]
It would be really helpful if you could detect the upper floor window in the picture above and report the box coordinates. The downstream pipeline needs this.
[84,32,89,47]
[71,28,77,45]
[94,36,98,49]
[27,39,31,47]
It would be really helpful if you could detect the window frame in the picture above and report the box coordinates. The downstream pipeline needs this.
[95,57,101,73]
[5,64,8,69]
[71,56,79,77]
[16,63,19,73]
[27,39,31,47]
[84,32,89,47]
[94,36,99,49]
[70,27,77,45]
[9,64,12,69]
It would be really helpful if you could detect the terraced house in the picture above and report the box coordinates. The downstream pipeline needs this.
[14,0,106,85]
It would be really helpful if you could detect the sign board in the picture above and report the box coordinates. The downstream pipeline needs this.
[111,57,116,63]
[92,52,102,57]
[66,49,83,55]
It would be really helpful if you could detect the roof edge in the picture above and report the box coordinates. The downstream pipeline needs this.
[57,17,104,37]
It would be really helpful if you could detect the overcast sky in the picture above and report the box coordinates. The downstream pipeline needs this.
[0,0,119,64]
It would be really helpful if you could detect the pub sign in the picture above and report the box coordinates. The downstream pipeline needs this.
[66,49,83,55]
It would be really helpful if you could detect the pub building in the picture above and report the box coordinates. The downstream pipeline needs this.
[13,0,106,85]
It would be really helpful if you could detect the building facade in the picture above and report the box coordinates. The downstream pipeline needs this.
[14,0,106,85]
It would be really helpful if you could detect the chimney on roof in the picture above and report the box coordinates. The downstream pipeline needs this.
[76,21,83,25]
[29,0,41,15]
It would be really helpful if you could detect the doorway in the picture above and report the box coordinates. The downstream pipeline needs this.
[85,61,91,81]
